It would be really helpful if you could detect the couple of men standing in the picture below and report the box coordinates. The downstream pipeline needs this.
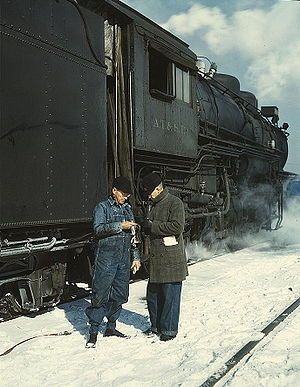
[85,173,188,347]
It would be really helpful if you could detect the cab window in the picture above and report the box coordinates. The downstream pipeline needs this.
[174,65,190,103]
[149,48,173,97]
[149,48,190,103]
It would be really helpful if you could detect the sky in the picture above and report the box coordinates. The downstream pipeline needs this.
[123,0,300,175]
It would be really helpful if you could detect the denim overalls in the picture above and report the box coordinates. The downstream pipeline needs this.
[86,196,139,334]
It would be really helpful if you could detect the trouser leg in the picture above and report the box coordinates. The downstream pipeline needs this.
[86,258,118,334]
[160,282,182,336]
[146,282,162,333]
[106,260,130,330]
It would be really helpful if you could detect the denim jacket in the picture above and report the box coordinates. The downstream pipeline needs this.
[93,196,140,262]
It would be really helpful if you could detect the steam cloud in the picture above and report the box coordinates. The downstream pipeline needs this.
[186,197,300,262]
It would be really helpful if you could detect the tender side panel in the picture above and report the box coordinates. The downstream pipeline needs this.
[0,0,107,227]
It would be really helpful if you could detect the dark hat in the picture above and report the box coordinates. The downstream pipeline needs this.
[141,173,162,195]
[112,176,132,194]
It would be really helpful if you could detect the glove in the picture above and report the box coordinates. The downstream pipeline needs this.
[134,215,144,224]
[142,219,152,234]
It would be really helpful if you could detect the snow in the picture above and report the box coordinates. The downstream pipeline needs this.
[1,206,300,386]
[224,310,300,387]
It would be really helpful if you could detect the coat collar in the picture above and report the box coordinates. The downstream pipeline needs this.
[108,196,129,208]
[152,187,169,204]
[108,196,115,206]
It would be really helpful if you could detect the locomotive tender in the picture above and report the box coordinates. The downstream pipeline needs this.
[0,0,289,315]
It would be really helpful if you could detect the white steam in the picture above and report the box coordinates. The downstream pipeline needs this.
[271,198,300,246]
[186,198,300,262]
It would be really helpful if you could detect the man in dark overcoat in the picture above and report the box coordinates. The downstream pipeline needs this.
[141,173,188,341]
[85,176,141,348]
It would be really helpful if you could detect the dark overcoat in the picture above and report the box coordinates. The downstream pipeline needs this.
[148,188,188,283]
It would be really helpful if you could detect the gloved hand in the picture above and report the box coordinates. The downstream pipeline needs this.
[134,215,144,224]
[142,219,152,234]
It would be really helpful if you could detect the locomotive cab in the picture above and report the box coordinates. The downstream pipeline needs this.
[90,0,200,179]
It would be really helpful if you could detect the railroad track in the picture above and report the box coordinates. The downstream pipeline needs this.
[199,296,300,386]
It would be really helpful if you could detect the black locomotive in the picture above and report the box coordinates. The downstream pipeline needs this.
[0,0,290,315]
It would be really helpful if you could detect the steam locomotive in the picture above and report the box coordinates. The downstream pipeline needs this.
[0,0,290,316]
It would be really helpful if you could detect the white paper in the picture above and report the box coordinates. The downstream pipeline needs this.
[163,236,178,246]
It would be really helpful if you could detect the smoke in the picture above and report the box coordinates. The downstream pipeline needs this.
[186,241,214,262]
[270,198,300,247]
[185,231,267,263]
[185,198,300,262]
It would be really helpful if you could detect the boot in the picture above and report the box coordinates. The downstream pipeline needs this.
[85,332,98,348]
[142,328,160,337]
[103,328,127,338]
[160,334,176,342]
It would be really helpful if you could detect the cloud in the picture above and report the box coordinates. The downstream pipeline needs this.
[161,1,300,101]
[246,44,300,100]
[161,4,227,36]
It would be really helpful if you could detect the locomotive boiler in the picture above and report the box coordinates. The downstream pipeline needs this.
[0,0,289,316]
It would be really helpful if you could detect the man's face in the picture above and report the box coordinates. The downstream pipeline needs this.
[149,183,163,199]
[112,187,131,205]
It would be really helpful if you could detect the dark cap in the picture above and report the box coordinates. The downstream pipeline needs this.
[141,173,162,195]
[112,176,132,194]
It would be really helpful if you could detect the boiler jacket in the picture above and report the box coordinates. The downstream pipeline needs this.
[86,196,139,333]
[148,188,188,283]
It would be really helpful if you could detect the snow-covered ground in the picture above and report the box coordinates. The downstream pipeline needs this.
[1,204,300,387]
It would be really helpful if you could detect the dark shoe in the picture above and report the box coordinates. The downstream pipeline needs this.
[142,328,159,336]
[103,328,127,338]
[86,333,98,348]
[160,334,176,342]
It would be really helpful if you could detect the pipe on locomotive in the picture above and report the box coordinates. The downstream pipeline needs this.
[196,56,217,79]
[188,170,231,219]
[0,233,93,258]
[0,237,57,257]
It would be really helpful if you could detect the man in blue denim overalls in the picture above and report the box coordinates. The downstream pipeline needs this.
[86,176,141,347]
